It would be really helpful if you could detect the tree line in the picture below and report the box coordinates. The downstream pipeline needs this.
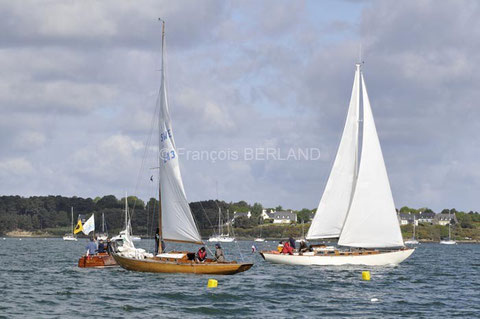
[0,195,312,236]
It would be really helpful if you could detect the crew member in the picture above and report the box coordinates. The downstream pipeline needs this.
[214,244,225,262]
[86,237,97,256]
[98,239,106,253]
[281,241,294,255]
[196,246,207,262]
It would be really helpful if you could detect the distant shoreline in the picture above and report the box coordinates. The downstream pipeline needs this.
[2,232,479,244]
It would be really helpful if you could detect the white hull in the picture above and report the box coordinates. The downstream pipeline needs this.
[208,236,235,242]
[404,239,419,245]
[439,240,456,245]
[254,238,265,242]
[63,235,77,241]
[261,248,415,266]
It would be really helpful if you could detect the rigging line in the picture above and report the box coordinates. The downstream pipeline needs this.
[130,92,160,220]
[198,200,216,231]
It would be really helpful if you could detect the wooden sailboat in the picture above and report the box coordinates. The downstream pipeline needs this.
[63,207,77,241]
[113,20,252,275]
[261,64,414,266]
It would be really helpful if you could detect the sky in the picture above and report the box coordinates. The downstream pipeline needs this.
[0,0,479,212]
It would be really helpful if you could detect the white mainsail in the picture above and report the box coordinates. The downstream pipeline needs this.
[306,65,360,240]
[158,25,202,244]
[337,74,404,248]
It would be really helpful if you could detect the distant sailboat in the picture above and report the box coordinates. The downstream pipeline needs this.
[261,63,414,266]
[404,215,419,245]
[440,211,456,245]
[63,207,77,241]
[112,20,252,274]
[111,194,140,242]
[208,208,235,242]
[96,212,108,241]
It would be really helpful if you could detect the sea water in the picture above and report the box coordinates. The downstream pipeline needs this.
[0,239,478,318]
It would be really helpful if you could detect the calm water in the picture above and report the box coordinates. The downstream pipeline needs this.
[0,238,479,318]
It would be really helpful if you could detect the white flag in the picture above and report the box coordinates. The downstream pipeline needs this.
[82,214,95,235]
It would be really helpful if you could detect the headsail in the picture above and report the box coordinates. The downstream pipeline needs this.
[337,73,404,248]
[158,23,202,244]
[306,64,360,240]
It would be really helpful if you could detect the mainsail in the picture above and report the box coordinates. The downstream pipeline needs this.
[337,73,404,248]
[306,65,360,240]
[157,23,202,244]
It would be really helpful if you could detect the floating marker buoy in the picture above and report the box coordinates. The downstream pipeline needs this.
[207,279,218,288]
[362,271,371,281]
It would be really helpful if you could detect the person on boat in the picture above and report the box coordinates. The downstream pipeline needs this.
[277,241,284,252]
[86,237,97,256]
[154,227,160,254]
[196,246,207,262]
[251,244,257,253]
[298,240,308,255]
[281,241,294,255]
[288,237,296,250]
[214,244,225,262]
[98,239,106,253]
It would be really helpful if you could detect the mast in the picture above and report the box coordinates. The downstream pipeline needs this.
[413,215,416,239]
[71,207,74,235]
[448,211,451,240]
[157,18,166,251]
[102,212,105,233]
[218,207,222,236]
[124,192,129,234]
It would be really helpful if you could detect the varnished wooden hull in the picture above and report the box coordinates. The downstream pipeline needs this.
[113,253,253,275]
[78,253,119,268]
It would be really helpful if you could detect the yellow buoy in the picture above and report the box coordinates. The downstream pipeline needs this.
[207,279,218,288]
[362,271,371,281]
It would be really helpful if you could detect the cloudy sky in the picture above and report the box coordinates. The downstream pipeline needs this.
[0,0,479,212]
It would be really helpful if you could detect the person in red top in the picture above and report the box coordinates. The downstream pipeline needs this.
[196,247,207,262]
[281,241,294,255]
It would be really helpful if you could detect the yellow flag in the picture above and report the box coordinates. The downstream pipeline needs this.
[73,219,83,234]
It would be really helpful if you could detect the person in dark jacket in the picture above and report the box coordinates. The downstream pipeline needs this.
[98,240,105,253]
[196,247,207,262]
[289,237,296,250]
[154,228,160,254]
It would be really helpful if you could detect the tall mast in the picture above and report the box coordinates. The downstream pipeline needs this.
[102,212,105,233]
[125,192,128,233]
[71,207,74,234]
[157,18,166,250]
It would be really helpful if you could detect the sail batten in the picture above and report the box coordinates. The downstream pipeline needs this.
[337,73,404,248]
[306,64,360,240]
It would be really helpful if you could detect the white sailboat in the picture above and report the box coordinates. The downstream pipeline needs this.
[111,194,141,243]
[261,64,414,266]
[208,208,235,242]
[440,211,456,245]
[404,215,419,245]
[96,212,108,241]
[63,207,77,241]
